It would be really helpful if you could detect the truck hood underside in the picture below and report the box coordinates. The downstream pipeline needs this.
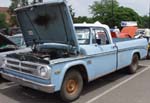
[15,1,79,52]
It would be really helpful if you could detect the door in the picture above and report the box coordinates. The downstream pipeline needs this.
[92,27,117,78]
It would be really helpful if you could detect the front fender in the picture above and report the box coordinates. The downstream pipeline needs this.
[52,60,88,91]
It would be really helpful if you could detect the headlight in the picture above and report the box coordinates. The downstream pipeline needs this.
[37,66,51,79]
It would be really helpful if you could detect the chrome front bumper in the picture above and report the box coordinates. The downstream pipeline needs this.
[1,72,55,93]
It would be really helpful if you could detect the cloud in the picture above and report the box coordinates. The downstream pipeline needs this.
[0,0,11,7]
[0,0,149,16]
[69,0,150,16]
[68,0,93,17]
[118,0,149,16]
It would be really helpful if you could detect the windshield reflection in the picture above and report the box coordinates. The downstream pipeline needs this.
[75,27,90,44]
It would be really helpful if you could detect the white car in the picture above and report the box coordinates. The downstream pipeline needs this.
[0,33,31,71]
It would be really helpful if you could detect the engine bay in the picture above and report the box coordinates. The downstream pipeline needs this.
[6,47,72,65]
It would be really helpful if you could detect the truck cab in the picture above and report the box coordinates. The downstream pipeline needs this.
[74,23,118,77]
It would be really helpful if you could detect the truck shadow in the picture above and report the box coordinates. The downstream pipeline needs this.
[82,65,145,94]
[0,75,9,84]
[0,66,146,103]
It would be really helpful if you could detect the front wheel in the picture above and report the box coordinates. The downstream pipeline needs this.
[60,70,83,102]
[128,54,139,74]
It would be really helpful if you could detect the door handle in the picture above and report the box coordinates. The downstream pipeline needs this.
[94,44,98,47]
[112,45,117,49]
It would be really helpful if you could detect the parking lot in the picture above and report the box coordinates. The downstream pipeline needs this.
[0,60,149,103]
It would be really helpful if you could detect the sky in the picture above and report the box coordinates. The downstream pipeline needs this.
[0,0,149,16]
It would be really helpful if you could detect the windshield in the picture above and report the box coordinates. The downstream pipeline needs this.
[0,34,17,52]
[75,27,90,44]
[8,35,25,47]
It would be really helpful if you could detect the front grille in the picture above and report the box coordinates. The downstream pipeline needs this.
[21,63,37,69]
[7,60,19,65]
[6,64,20,71]
[5,58,39,75]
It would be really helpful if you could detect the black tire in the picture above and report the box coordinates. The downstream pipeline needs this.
[146,47,150,59]
[60,70,83,102]
[128,54,139,74]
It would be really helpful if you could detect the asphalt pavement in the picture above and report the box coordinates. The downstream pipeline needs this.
[0,60,150,103]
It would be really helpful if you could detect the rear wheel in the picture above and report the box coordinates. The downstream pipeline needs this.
[128,54,139,74]
[146,45,150,59]
[60,70,83,102]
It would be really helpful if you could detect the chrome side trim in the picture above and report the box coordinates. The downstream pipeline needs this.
[2,73,55,93]
[51,50,117,64]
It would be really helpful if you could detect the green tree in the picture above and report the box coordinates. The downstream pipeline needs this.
[21,0,29,6]
[69,5,75,20]
[90,0,119,17]
[140,16,150,28]
[67,4,93,23]
[90,0,119,27]
[9,0,21,26]
[73,16,94,23]
[113,6,141,28]
[9,0,29,26]
[90,0,142,28]
[9,0,20,14]
[9,0,29,13]
[0,13,8,29]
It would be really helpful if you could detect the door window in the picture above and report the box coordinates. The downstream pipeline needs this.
[93,28,110,45]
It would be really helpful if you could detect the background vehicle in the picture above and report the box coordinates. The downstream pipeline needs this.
[119,26,138,38]
[0,33,17,53]
[111,21,138,38]
[0,33,31,72]
[135,28,150,58]
[8,34,26,48]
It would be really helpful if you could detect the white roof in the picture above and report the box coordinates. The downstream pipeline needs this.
[74,21,109,29]
[73,21,113,44]
[121,21,137,27]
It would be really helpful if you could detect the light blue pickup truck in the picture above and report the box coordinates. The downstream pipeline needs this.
[1,0,148,102]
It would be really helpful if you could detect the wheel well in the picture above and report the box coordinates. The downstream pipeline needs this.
[66,65,88,84]
[134,52,140,59]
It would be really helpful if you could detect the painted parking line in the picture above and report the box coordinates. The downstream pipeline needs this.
[0,82,18,90]
[86,66,150,103]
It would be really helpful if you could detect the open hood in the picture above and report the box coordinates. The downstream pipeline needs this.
[15,0,79,53]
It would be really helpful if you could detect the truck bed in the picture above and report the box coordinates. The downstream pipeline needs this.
[113,38,138,43]
[114,38,147,69]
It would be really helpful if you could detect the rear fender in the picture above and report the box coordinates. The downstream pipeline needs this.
[130,50,140,63]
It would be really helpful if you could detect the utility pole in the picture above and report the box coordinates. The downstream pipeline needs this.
[148,2,150,29]
[112,0,114,27]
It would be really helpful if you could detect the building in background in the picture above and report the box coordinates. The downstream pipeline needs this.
[0,7,10,24]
